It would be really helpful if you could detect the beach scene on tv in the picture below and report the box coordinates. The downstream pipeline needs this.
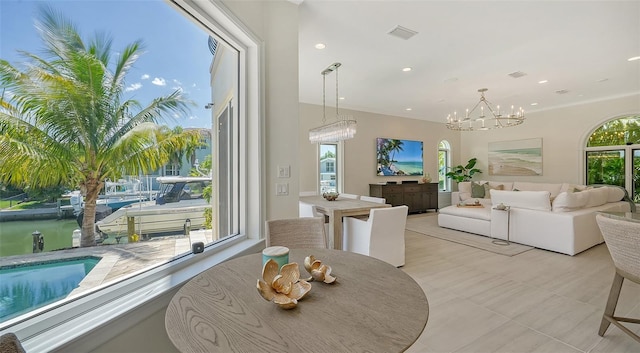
[376,138,424,176]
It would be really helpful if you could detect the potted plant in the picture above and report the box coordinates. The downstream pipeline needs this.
[446,158,482,182]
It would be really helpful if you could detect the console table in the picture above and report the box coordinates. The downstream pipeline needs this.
[369,182,438,213]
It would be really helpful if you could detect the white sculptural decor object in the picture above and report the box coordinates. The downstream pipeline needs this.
[256,259,311,309]
[304,255,337,284]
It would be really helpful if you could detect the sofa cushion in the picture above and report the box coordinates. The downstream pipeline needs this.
[512,182,563,198]
[559,183,588,194]
[584,187,609,207]
[483,183,504,199]
[552,191,589,211]
[459,192,472,201]
[490,190,552,211]
[471,181,486,198]
[439,205,491,221]
[606,186,625,202]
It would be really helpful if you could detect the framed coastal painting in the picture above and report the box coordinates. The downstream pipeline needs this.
[488,138,543,176]
[376,138,423,176]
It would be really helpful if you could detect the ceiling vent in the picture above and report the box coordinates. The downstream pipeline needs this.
[508,71,527,78]
[388,25,418,40]
[555,89,570,94]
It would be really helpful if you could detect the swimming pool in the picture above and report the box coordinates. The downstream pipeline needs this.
[0,256,100,322]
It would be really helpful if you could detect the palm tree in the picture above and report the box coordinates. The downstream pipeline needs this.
[0,6,201,246]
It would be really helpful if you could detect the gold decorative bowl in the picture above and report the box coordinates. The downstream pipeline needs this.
[322,192,339,201]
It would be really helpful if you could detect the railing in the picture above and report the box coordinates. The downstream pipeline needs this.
[0,193,28,209]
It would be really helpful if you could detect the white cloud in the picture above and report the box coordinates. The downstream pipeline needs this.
[141,74,150,80]
[125,83,142,92]
[173,79,182,86]
[152,77,166,86]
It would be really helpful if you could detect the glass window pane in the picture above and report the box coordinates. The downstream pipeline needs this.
[320,144,337,193]
[633,149,640,203]
[587,116,640,147]
[586,150,625,187]
[438,150,447,190]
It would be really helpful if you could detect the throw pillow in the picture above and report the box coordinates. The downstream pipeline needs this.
[482,183,504,199]
[471,182,485,198]
[552,191,589,211]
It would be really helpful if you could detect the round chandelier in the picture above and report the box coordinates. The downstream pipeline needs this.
[446,88,525,131]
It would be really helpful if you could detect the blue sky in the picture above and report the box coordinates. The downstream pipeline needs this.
[1,0,213,129]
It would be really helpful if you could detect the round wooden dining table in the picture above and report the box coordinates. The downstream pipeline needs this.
[165,248,429,353]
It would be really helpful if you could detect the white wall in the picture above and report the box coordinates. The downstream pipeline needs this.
[459,94,640,186]
[300,95,640,194]
[224,1,300,221]
[300,103,461,196]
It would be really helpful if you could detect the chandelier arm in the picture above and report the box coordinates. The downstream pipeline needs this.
[467,100,484,119]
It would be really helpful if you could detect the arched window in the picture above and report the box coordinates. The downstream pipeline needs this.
[438,140,451,191]
[585,115,640,202]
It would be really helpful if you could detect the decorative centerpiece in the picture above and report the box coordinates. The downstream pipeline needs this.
[257,259,311,309]
[322,192,339,201]
[304,255,337,284]
[420,173,432,183]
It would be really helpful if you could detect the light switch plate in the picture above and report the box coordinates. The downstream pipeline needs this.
[276,183,289,196]
[277,165,290,178]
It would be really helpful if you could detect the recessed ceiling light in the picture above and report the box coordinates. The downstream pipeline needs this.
[628,56,640,61]
[314,43,326,49]
[530,102,539,106]
[538,80,548,84]
[405,108,412,111]
[339,97,345,100]
[402,67,412,72]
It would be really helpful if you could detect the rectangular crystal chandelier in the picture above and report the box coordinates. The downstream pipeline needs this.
[309,62,357,143]
[309,119,357,143]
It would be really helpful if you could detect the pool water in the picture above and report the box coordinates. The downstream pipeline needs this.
[0,256,100,322]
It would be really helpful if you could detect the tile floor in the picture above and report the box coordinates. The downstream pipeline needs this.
[403,215,640,353]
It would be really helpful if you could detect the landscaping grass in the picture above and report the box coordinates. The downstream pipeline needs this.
[0,200,55,210]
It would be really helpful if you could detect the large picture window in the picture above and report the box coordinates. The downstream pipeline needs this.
[585,116,640,202]
[1,0,262,347]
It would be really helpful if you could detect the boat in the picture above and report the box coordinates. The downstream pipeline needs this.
[94,176,211,238]
[68,177,152,217]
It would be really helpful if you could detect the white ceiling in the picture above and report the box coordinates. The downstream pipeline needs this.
[298,1,640,124]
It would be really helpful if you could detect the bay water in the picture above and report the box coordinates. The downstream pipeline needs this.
[0,219,78,257]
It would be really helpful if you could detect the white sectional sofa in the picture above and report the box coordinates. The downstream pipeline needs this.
[437,181,633,255]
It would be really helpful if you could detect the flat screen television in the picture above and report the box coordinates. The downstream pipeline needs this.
[376,138,424,176]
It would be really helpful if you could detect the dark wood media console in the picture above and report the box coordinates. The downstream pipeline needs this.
[369,182,438,213]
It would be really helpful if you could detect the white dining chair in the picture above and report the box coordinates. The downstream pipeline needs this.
[340,193,359,199]
[360,196,386,204]
[342,205,408,267]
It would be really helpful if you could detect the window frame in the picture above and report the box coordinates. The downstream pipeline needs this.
[438,140,451,192]
[584,116,640,202]
[2,1,265,350]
